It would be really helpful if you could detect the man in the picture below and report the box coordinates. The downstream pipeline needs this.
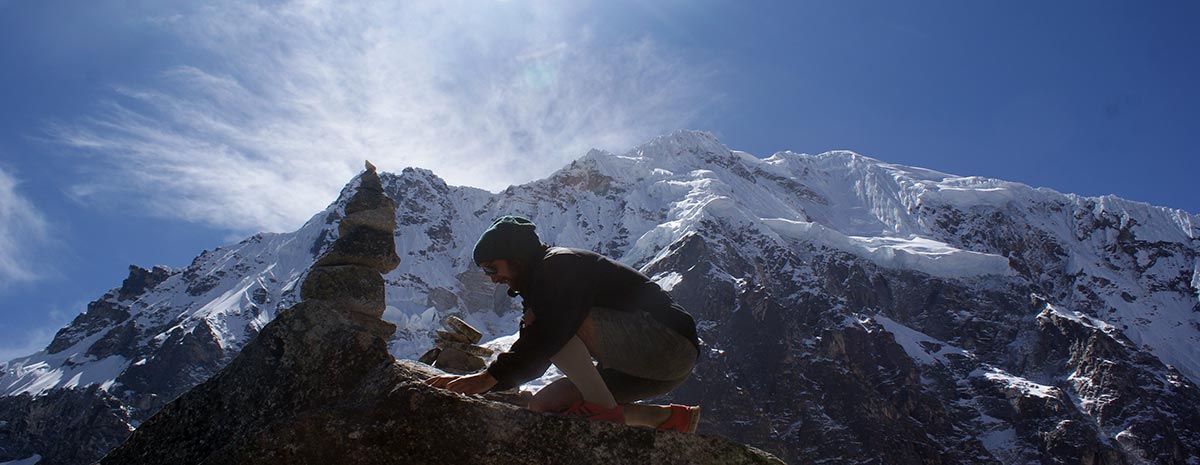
[426,216,702,432]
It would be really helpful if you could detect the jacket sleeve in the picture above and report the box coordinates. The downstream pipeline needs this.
[486,256,593,391]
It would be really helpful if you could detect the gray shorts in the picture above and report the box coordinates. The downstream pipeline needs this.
[589,307,698,403]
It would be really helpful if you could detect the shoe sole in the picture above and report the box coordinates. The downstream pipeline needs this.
[686,405,701,433]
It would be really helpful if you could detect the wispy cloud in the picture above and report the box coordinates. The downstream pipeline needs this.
[50,0,712,234]
[0,324,57,363]
[0,166,51,285]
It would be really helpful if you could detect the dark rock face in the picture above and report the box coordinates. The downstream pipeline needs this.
[117,265,173,301]
[47,300,132,354]
[645,212,1200,465]
[652,225,990,463]
[115,320,227,404]
[99,298,395,464]
[85,321,138,359]
[102,301,780,465]
[300,265,386,317]
[0,386,131,465]
[313,227,402,272]
[1031,309,1200,464]
[426,286,460,311]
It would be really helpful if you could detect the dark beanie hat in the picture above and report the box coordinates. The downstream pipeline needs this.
[473,216,543,264]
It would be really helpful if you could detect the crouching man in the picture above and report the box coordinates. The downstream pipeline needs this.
[426,216,701,432]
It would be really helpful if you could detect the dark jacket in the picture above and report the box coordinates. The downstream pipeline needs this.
[485,247,698,391]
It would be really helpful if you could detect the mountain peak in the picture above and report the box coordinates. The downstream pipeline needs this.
[634,129,731,162]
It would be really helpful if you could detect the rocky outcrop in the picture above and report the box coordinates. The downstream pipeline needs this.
[0,386,131,465]
[46,265,176,354]
[652,214,1200,464]
[116,265,173,301]
[101,164,783,465]
[103,316,781,465]
[1029,305,1200,464]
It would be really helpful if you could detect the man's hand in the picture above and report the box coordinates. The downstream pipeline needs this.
[424,371,498,395]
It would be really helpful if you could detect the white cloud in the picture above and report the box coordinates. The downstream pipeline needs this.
[0,324,57,363]
[0,166,51,285]
[51,0,713,234]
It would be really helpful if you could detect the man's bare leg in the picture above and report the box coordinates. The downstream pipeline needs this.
[529,335,618,412]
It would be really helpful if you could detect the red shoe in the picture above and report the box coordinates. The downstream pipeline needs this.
[564,400,625,424]
[658,404,701,433]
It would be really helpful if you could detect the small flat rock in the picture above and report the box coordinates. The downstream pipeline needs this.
[441,316,483,344]
[433,347,486,374]
[435,339,493,358]
[436,329,472,344]
[344,188,393,214]
[338,207,397,237]
[417,348,442,365]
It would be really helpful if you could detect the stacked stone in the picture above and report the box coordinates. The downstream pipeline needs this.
[418,316,494,374]
[299,161,400,337]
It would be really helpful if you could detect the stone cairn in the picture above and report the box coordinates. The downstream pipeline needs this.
[418,315,494,374]
[299,160,400,325]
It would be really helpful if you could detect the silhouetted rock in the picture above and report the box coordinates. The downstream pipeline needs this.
[435,339,493,358]
[417,347,442,365]
[313,227,401,273]
[433,346,486,374]
[436,329,472,344]
[442,315,483,343]
[100,292,783,465]
[338,206,397,237]
[0,386,131,465]
[300,265,386,318]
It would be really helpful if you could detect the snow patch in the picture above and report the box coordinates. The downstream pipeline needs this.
[978,424,1019,460]
[0,454,42,465]
[1,328,132,396]
[919,176,1042,209]
[762,218,1015,278]
[1192,262,1200,301]
[975,366,1060,399]
[1038,303,1118,333]
[873,315,972,365]
[732,150,760,166]
[652,272,683,291]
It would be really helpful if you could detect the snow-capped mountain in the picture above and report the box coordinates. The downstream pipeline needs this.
[2,130,1197,464]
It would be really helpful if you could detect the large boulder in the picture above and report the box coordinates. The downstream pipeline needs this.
[100,293,784,464]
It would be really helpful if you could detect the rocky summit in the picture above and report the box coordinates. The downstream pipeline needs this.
[2,131,1199,464]
[99,164,783,465]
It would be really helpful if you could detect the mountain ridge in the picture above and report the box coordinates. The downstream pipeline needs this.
[2,129,1198,464]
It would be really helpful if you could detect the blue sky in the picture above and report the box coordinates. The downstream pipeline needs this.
[1,0,1196,360]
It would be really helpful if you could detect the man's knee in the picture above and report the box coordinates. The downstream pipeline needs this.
[528,379,581,413]
[529,392,575,413]
[527,394,557,413]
